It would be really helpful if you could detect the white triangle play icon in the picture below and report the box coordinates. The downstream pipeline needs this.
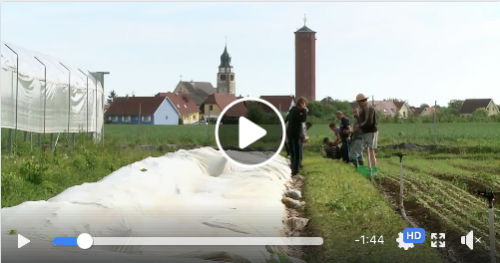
[18,234,30,248]
[238,116,267,149]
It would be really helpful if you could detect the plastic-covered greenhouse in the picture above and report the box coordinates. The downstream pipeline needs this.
[1,41,107,146]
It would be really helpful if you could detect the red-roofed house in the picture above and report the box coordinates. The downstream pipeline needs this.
[201,93,247,120]
[159,92,201,124]
[259,95,296,114]
[412,107,424,116]
[420,107,436,117]
[105,96,186,125]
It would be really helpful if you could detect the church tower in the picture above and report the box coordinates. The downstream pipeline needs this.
[295,15,316,101]
[216,44,235,94]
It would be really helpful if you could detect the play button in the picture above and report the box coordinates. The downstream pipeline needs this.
[18,234,30,248]
[215,97,286,167]
[238,117,267,149]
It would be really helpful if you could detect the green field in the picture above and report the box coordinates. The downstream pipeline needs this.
[98,123,500,149]
[2,122,499,262]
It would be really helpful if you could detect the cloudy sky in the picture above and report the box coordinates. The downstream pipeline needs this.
[2,2,499,106]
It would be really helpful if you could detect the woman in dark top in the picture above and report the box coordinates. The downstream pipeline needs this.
[286,97,308,176]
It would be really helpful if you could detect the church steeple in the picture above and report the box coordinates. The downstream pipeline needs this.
[216,39,235,95]
[219,44,233,68]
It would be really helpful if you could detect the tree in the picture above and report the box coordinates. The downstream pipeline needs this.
[420,103,430,109]
[472,108,489,121]
[246,102,267,124]
[107,90,117,104]
[447,99,464,115]
[307,101,323,118]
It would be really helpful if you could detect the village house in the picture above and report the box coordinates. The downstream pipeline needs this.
[393,101,412,118]
[157,92,201,124]
[105,96,186,125]
[411,107,424,116]
[259,95,296,115]
[351,100,398,117]
[419,107,436,117]
[459,99,499,116]
[171,81,216,107]
[200,93,247,121]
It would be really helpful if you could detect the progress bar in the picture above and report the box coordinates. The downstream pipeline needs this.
[54,234,324,249]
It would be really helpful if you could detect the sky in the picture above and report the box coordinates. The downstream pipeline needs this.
[1,2,500,107]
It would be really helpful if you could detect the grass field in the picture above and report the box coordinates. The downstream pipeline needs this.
[96,123,500,151]
[1,122,499,262]
[301,153,443,263]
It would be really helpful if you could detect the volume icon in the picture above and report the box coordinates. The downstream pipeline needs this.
[461,231,474,250]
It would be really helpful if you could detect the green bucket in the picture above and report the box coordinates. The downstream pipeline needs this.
[357,165,378,178]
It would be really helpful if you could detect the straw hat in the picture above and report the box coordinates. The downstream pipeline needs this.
[356,93,369,102]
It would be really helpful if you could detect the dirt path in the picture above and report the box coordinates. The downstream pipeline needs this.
[279,174,310,260]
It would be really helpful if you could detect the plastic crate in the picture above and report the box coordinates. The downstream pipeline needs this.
[357,165,378,178]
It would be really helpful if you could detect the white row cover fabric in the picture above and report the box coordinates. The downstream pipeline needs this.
[1,148,303,263]
[1,41,104,135]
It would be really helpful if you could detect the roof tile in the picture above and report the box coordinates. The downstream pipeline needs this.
[160,92,200,115]
[259,95,295,113]
[105,97,167,116]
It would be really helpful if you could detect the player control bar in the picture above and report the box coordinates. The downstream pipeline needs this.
[54,234,324,249]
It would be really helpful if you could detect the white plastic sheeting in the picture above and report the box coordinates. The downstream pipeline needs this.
[1,41,104,135]
[1,148,303,263]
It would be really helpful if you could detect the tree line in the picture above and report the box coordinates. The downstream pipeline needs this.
[306,98,500,124]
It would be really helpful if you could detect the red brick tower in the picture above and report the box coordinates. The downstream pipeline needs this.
[294,15,316,101]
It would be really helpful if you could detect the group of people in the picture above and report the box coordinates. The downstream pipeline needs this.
[322,93,378,168]
[283,94,379,176]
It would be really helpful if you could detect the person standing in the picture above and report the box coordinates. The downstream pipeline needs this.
[299,122,312,169]
[355,94,378,167]
[336,111,351,163]
[349,107,364,168]
[286,97,309,176]
[284,112,290,157]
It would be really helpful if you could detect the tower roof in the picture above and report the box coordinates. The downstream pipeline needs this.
[295,14,316,33]
[295,26,316,33]
[219,44,233,68]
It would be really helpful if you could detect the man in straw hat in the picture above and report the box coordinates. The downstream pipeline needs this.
[355,93,378,167]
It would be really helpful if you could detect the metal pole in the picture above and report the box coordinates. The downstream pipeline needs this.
[59,62,71,148]
[5,44,19,153]
[101,74,105,146]
[488,203,496,263]
[95,75,98,140]
[433,100,437,146]
[35,56,47,145]
[78,69,89,137]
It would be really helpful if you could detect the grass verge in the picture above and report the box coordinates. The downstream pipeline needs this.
[301,152,444,263]
[1,141,169,208]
